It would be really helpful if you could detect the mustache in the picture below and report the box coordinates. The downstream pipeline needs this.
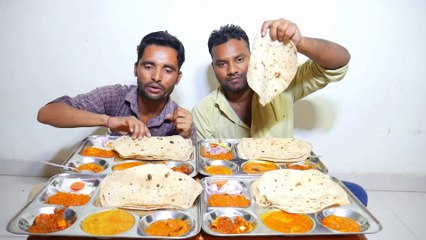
[226,74,244,81]
[144,82,165,90]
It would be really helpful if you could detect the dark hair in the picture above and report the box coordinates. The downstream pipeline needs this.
[136,31,185,70]
[208,24,250,56]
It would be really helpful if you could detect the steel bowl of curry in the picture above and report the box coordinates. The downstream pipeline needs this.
[202,160,238,175]
[140,210,193,237]
[241,160,279,174]
[316,208,369,233]
[261,210,314,233]
[68,157,108,174]
[21,206,76,233]
[204,209,256,235]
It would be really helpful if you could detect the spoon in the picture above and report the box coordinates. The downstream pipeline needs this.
[41,161,80,173]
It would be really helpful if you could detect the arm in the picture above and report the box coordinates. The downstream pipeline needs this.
[261,18,350,69]
[37,102,150,139]
[37,102,108,128]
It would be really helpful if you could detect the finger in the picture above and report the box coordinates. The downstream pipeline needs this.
[261,20,273,37]
[131,122,141,140]
[144,125,151,137]
[165,113,174,121]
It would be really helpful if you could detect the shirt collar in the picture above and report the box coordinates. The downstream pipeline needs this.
[124,86,177,127]
[213,86,249,128]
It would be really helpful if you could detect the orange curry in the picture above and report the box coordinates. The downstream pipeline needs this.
[261,210,313,233]
[208,194,250,207]
[210,216,254,234]
[28,207,73,233]
[81,146,115,158]
[171,164,192,175]
[242,161,278,174]
[145,219,190,236]
[205,166,232,175]
[75,163,104,173]
[46,192,90,206]
[321,215,361,232]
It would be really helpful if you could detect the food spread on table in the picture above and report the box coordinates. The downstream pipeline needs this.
[7,136,381,238]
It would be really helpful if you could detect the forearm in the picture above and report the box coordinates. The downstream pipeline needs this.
[297,37,350,69]
[37,102,109,128]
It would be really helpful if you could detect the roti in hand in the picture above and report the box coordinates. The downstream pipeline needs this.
[247,32,298,106]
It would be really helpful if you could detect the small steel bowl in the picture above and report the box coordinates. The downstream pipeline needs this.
[315,208,370,232]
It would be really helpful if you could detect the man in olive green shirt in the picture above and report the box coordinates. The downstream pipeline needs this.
[192,18,350,140]
[192,19,368,206]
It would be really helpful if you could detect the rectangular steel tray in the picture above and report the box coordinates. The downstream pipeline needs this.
[200,176,382,236]
[7,173,201,238]
[197,139,328,176]
[61,135,198,177]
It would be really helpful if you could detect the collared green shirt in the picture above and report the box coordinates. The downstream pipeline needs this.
[192,60,348,140]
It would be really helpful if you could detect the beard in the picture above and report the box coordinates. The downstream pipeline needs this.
[137,81,175,101]
[220,74,250,93]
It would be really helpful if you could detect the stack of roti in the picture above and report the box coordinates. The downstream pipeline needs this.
[247,31,298,106]
[113,135,193,161]
[98,164,202,210]
[252,169,350,214]
[237,138,312,162]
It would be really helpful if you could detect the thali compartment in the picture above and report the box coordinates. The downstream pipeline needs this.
[138,210,195,237]
[315,207,370,233]
[18,206,77,233]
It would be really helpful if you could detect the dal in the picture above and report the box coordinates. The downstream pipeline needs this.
[81,209,134,235]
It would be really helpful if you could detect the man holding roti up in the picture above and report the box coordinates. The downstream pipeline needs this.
[38,31,194,140]
[192,18,368,206]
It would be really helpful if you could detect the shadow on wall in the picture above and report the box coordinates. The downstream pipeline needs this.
[294,98,336,132]
[207,66,219,92]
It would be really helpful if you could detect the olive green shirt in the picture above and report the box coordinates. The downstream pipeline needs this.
[192,60,348,140]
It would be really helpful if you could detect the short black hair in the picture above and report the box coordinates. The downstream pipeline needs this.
[207,24,250,56]
[136,31,185,70]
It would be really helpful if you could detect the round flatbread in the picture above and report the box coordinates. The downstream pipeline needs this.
[237,138,312,163]
[112,135,193,161]
[98,164,202,210]
[251,169,350,213]
[247,31,298,106]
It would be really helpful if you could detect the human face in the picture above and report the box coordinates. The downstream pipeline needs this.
[134,45,182,101]
[211,39,250,93]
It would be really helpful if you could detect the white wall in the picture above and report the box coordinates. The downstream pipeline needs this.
[0,0,425,177]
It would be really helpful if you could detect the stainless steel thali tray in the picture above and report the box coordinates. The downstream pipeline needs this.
[200,176,382,236]
[7,173,201,238]
[197,139,328,176]
[61,135,198,177]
